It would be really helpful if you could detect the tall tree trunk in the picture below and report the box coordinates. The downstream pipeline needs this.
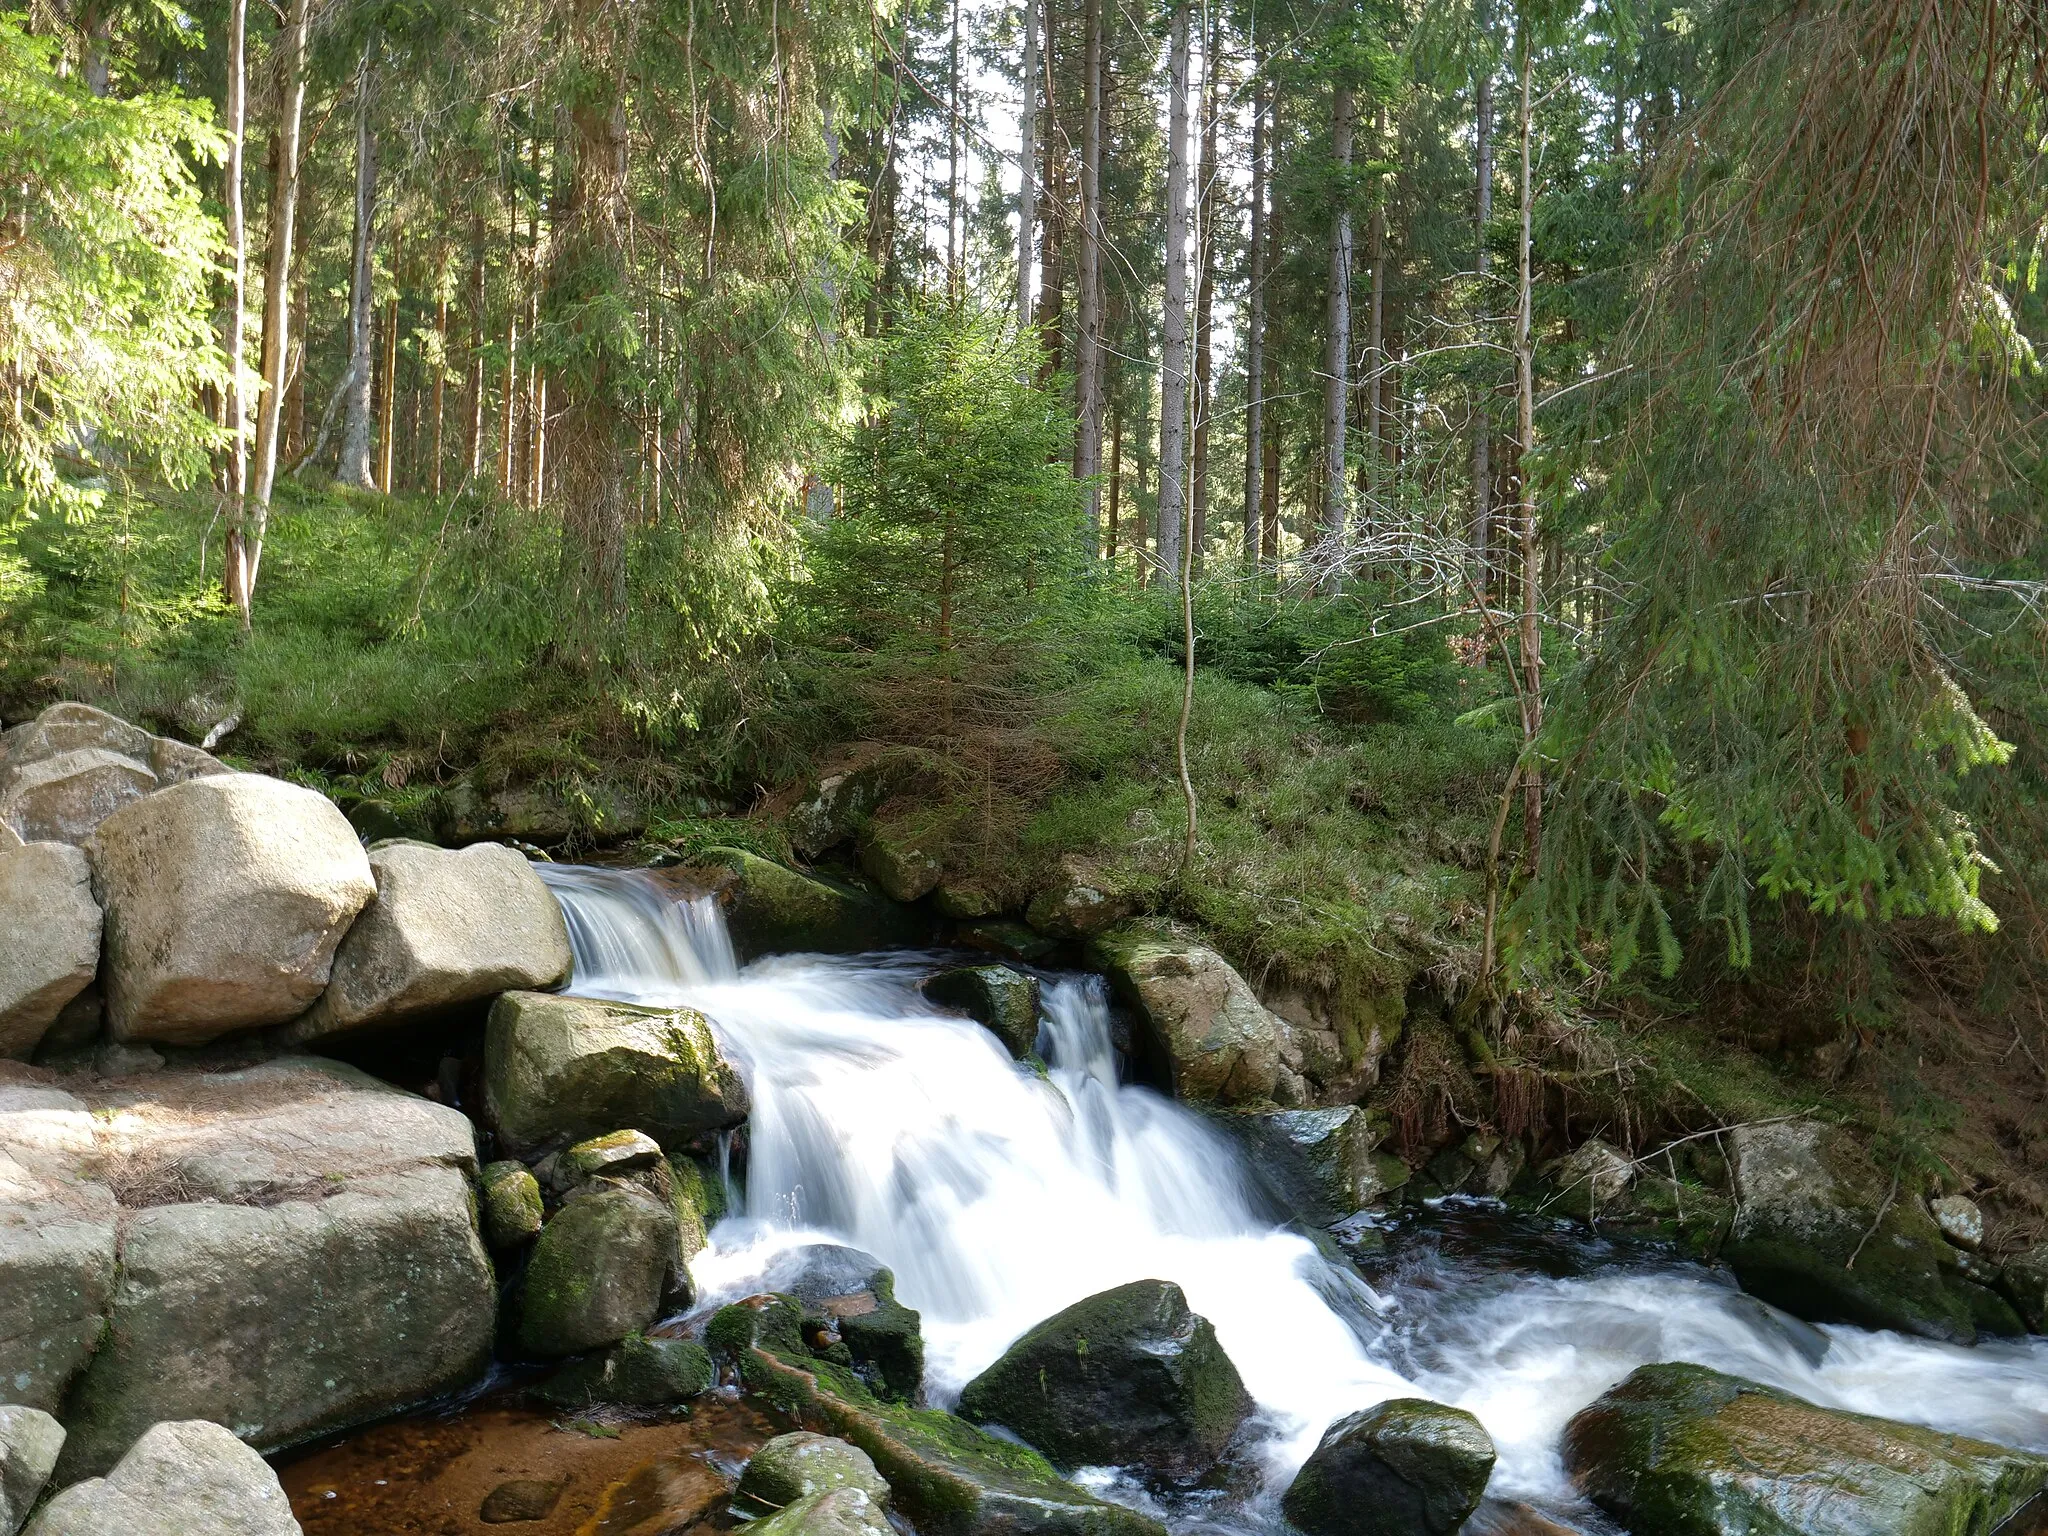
[431,285,448,495]
[337,39,380,490]
[378,238,399,494]
[250,0,311,598]
[1471,0,1494,601]
[1242,51,1266,569]
[1261,413,1281,562]
[1016,0,1038,330]
[1514,8,1541,855]
[1156,2,1192,586]
[1107,402,1123,562]
[1190,14,1219,576]
[219,0,249,622]
[947,0,962,302]
[466,213,486,479]
[1320,82,1355,583]
[1365,105,1386,480]
[1073,0,1104,551]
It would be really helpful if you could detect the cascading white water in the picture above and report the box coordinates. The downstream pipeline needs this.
[541,864,2048,1521]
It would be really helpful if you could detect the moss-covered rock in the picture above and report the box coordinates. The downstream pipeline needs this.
[1280,1400,1496,1536]
[922,966,1041,1059]
[737,1244,925,1402]
[483,990,748,1156]
[514,1182,678,1359]
[860,819,943,903]
[1563,1363,2048,1536]
[534,1333,713,1409]
[1090,925,1298,1106]
[788,755,911,859]
[1026,861,1135,940]
[682,848,924,960]
[669,1154,726,1270]
[956,1279,1252,1483]
[559,1128,664,1183]
[745,1486,895,1536]
[714,1296,1163,1536]
[2002,1243,2048,1334]
[1214,1106,1390,1225]
[1723,1121,1975,1343]
[480,1160,544,1250]
[739,1432,892,1513]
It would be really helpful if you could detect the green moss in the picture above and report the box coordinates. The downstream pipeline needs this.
[686,848,924,959]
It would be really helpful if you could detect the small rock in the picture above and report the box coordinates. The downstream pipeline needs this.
[1930,1195,1983,1251]
[957,1278,1252,1482]
[787,756,906,858]
[1544,1140,1635,1216]
[23,1419,299,1536]
[481,1161,545,1250]
[480,1478,564,1523]
[740,1245,925,1403]
[515,1182,678,1358]
[740,1433,890,1513]
[1026,862,1134,939]
[746,1486,893,1536]
[560,1129,665,1183]
[859,818,943,903]
[536,1334,713,1409]
[0,842,102,1059]
[1281,1399,1497,1536]
[0,1406,64,1536]
[922,966,1041,1059]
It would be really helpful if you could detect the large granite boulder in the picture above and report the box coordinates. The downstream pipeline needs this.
[680,848,923,960]
[286,841,573,1045]
[0,1407,64,1536]
[0,705,228,849]
[0,1058,494,1481]
[1214,1106,1393,1225]
[484,990,748,1155]
[922,966,1040,1059]
[513,1181,678,1358]
[957,1279,1252,1482]
[24,1420,299,1536]
[1723,1120,1975,1342]
[89,775,376,1045]
[1281,1400,1497,1536]
[1562,1362,2048,1536]
[1091,925,1302,1106]
[0,843,101,1058]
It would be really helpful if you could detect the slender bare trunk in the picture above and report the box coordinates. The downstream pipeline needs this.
[1074,0,1104,550]
[1156,2,1192,585]
[251,0,311,573]
[337,39,380,490]
[1242,54,1266,569]
[1471,0,1495,601]
[378,238,399,493]
[1320,82,1355,584]
[1191,17,1219,576]
[220,0,249,622]
[1514,10,1541,855]
[431,285,448,495]
[1107,403,1123,561]
[1016,0,1039,330]
[466,213,486,479]
[1366,106,1385,477]
[947,0,961,302]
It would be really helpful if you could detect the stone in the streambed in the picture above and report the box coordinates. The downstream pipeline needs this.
[747,1487,894,1536]
[681,847,923,961]
[740,1432,892,1514]
[1026,859,1135,940]
[669,1155,725,1270]
[1215,1106,1390,1225]
[559,1128,665,1183]
[0,1407,64,1536]
[0,843,102,1059]
[536,1333,714,1409]
[1931,1194,1984,1250]
[0,750,158,848]
[1722,1119,1975,1342]
[484,990,748,1155]
[2003,1242,2048,1334]
[721,1296,1166,1536]
[480,1478,564,1523]
[481,1160,545,1250]
[24,1419,299,1536]
[859,813,944,904]
[921,966,1041,1059]
[957,1279,1252,1482]
[932,878,1003,920]
[515,1181,678,1358]
[286,841,572,1044]
[1563,1362,2048,1536]
[1542,1138,1636,1217]
[51,1058,494,1481]
[1281,1400,1496,1536]
[745,1244,925,1403]
[88,774,376,1045]
[1090,924,1293,1106]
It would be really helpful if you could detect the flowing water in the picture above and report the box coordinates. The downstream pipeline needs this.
[536,864,2048,1527]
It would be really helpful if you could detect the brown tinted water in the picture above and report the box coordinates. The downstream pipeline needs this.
[278,1390,788,1536]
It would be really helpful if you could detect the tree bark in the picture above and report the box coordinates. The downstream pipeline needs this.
[1242,52,1266,569]
[378,236,399,493]
[431,282,448,496]
[337,39,380,490]
[466,212,486,479]
[1107,402,1123,562]
[1320,82,1355,583]
[1471,0,1495,601]
[1514,8,1542,855]
[1156,1,1192,585]
[1073,0,1104,550]
[219,0,249,622]
[1190,14,1219,577]
[1366,105,1386,481]
[947,0,962,301]
[1016,0,1039,330]
[251,0,310,561]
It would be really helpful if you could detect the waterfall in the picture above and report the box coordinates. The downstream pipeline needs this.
[542,865,2048,1517]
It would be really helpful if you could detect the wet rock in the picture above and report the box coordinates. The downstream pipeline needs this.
[743,1245,925,1403]
[1542,1139,1635,1217]
[682,848,922,961]
[481,1160,545,1250]
[89,774,376,1045]
[480,1478,564,1523]
[1931,1194,1983,1250]
[860,818,942,903]
[1216,1106,1390,1225]
[922,966,1040,1059]
[24,1419,299,1536]
[1090,925,1293,1106]
[536,1334,714,1409]
[484,991,748,1156]
[515,1181,678,1358]
[739,1432,892,1512]
[958,920,1060,965]
[0,1406,64,1536]
[1026,861,1135,940]
[0,750,158,848]
[718,1295,1165,1536]
[1281,1399,1496,1536]
[2003,1243,2048,1334]
[957,1279,1252,1482]
[0,843,101,1059]
[559,1128,665,1184]
[1562,1362,2048,1536]
[286,841,572,1044]
[749,1487,894,1536]
[1723,1120,1975,1342]
[668,1155,726,1270]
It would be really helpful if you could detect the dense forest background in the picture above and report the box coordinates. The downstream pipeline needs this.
[7,0,2048,1233]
